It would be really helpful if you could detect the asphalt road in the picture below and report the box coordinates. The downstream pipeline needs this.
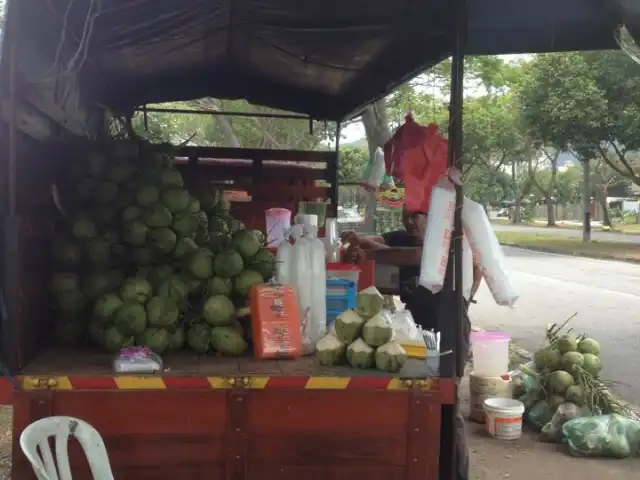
[492,223,640,244]
[472,247,640,403]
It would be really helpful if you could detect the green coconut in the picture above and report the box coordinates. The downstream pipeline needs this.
[565,385,585,406]
[560,351,584,373]
[578,338,601,356]
[534,347,561,371]
[555,335,578,354]
[548,370,574,394]
[582,353,602,377]
[549,395,566,410]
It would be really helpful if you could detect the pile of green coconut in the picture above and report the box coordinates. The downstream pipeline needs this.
[315,287,408,373]
[49,138,275,356]
[514,319,634,440]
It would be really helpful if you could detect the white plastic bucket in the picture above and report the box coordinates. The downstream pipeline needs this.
[483,397,524,440]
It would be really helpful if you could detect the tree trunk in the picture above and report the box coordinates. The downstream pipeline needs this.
[582,160,591,242]
[361,101,392,233]
[546,197,555,226]
[511,162,521,224]
[596,186,612,227]
[362,101,391,156]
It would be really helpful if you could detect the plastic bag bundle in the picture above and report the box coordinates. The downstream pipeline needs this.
[418,178,455,293]
[461,235,473,300]
[540,403,583,443]
[562,414,640,458]
[461,197,519,306]
[360,148,387,190]
[391,309,423,345]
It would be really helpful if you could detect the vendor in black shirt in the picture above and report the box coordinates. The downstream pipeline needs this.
[342,206,482,480]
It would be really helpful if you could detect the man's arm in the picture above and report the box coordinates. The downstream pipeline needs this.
[470,261,483,299]
[357,235,387,250]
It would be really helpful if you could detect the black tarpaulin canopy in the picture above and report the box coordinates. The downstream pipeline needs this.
[25,0,633,121]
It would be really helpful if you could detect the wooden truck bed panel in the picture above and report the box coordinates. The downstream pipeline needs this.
[12,390,227,479]
[12,387,445,480]
[21,349,435,378]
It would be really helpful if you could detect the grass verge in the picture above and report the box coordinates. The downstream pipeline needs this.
[491,218,640,234]
[495,231,640,261]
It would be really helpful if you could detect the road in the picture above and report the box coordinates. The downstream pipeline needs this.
[492,223,640,244]
[472,247,640,403]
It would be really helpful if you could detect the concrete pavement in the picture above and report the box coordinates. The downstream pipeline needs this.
[492,223,640,244]
[472,246,640,403]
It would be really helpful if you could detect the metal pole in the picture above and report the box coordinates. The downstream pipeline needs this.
[331,122,341,209]
[137,107,311,121]
[440,2,466,479]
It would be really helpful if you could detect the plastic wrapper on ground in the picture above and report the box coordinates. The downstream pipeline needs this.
[540,403,583,443]
[562,414,640,458]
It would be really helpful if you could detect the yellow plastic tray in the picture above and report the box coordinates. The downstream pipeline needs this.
[401,343,426,359]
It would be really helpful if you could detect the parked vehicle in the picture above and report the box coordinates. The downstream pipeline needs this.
[337,206,364,232]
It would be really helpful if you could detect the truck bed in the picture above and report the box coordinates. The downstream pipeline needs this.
[20,348,436,378]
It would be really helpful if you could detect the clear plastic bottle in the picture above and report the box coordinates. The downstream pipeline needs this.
[275,226,297,285]
[306,224,327,354]
[291,224,313,351]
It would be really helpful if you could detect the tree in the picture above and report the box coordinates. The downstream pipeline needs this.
[518,51,640,240]
[338,146,368,184]
[527,149,560,226]
[463,166,510,208]
[133,99,330,150]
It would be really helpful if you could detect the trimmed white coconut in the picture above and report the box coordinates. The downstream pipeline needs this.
[334,308,365,344]
[374,341,408,373]
[347,338,375,369]
[315,333,346,366]
[356,286,384,319]
[362,312,393,347]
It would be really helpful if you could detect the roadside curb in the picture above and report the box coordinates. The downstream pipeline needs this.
[498,242,640,265]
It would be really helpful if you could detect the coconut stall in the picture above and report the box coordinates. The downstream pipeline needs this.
[0,0,636,478]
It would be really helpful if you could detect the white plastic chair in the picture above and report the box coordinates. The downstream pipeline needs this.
[20,416,115,480]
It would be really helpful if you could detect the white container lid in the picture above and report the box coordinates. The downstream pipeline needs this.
[300,214,318,228]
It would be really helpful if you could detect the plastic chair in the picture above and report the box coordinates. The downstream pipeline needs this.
[20,416,115,480]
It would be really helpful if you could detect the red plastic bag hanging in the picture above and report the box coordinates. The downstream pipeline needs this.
[384,116,448,213]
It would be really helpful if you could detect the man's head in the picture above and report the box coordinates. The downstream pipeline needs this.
[402,205,427,242]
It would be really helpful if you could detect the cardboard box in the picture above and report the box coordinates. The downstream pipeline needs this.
[374,264,400,294]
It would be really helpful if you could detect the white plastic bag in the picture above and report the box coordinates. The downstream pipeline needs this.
[391,309,423,345]
[461,197,519,306]
[419,178,455,293]
[292,230,313,350]
[307,227,327,354]
[361,148,386,189]
[275,226,297,285]
[462,235,473,300]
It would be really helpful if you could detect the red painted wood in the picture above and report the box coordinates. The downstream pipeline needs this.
[69,377,117,390]
[264,377,309,389]
[11,386,446,480]
[0,378,13,404]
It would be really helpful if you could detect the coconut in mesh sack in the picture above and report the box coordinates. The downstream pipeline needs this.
[334,309,365,344]
[375,341,408,373]
[362,310,393,347]
[347,338,375,369]
[356,286,384,319]
[315,332,346,366]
